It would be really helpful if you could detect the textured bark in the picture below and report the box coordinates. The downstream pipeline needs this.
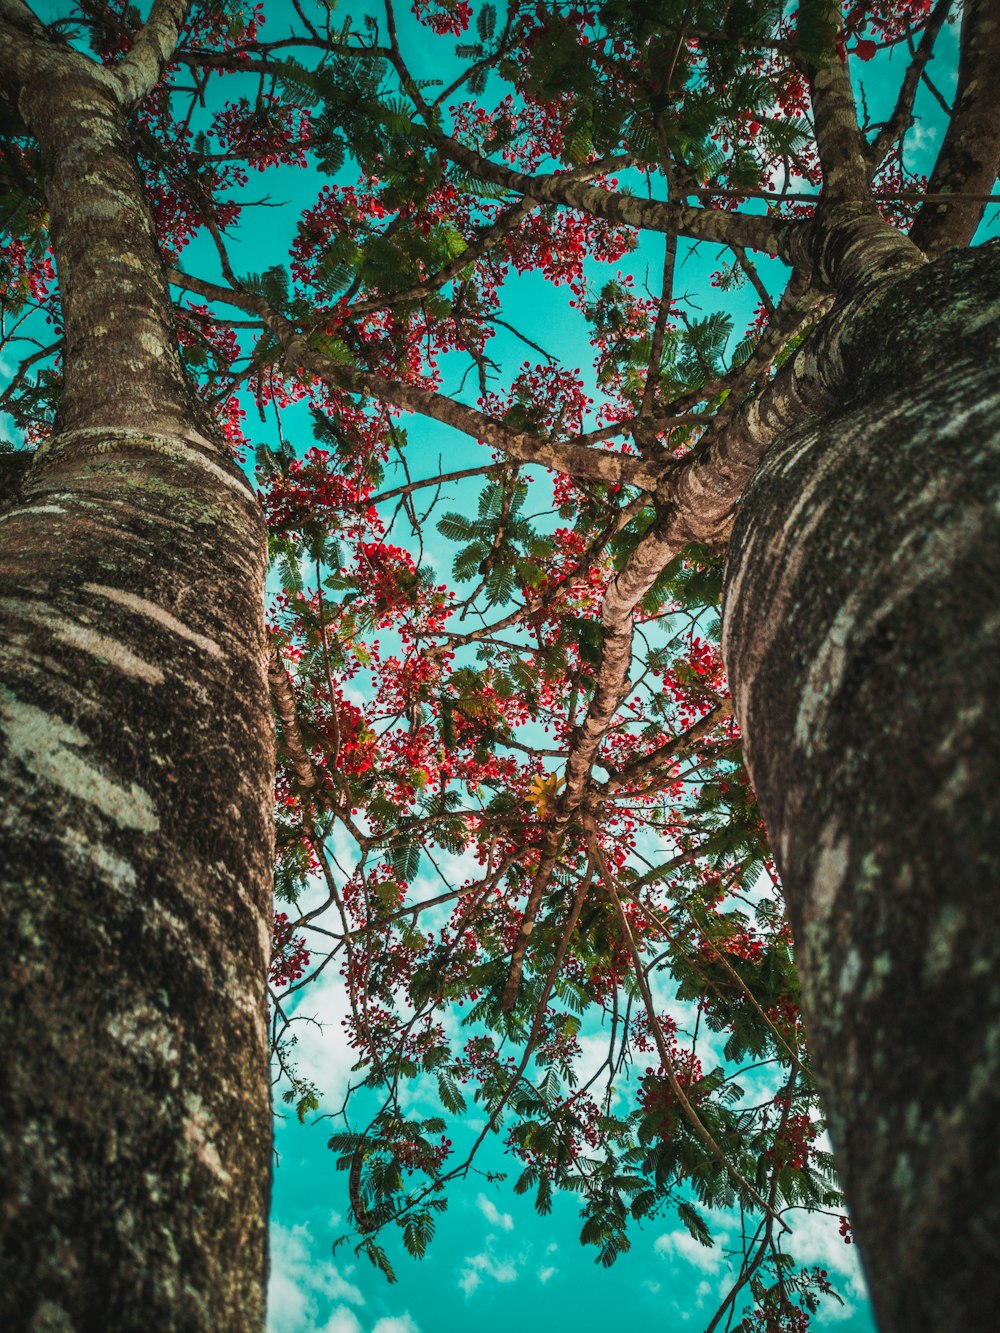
[723,240,1000,1333]
[803,4,871,207]
[423,125,796,256]
[909,0,1000,257]
[21,65,196,433]
[0,19,275,1333]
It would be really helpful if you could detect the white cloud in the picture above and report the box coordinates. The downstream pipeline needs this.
[476,1193,514,1232]
[372,1317,420,1333]
[537,1265,557,1284]
[574,1031,621,1095]
[268,1261,314,1333]
[458,1245,520,1296]
[278,968,357,1111]
[781,1209,870,1307]
[909,121,938,151]
[268,1228,421,1333]
[267,1223,364,1333]
[644,974,726,1070]
[654,1228,726,1273]
[319,1310,364,1333]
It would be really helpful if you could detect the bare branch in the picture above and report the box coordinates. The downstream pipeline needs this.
[910,0,1000,255]
[867,0,953,176]
[268,649,318,792]
[367,462,508,507]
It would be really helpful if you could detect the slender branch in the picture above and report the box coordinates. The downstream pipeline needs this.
[867,0,953,176]
[590,824,788,1229]
[367,462,508,507]
[499,829,565,1012]
[686,906,805,1077]
[732,246,775,317]
[598,698,733,797]
[702,1096,794,1333]
[347,197,538,317]
[637,233,678,442]
[268,649,318,792]
[910,0,1000,255]
[500,239,921,1010]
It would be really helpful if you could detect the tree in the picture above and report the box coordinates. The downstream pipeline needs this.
[0,1,996,1331]
[0,2,274,1327]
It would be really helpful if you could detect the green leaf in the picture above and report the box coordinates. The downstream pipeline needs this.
[359,1238,397,1283]
[390,840,421,883]
[437,512,475,541]
[477,3,496,41]
[436,1071,467,1114]
[677,1201,713,1247]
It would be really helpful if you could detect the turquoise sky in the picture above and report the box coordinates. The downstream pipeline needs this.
[269,1112,875,1333]
[251,9,939,1330]
[162,6,983,1331]
[260,6,1000,1329]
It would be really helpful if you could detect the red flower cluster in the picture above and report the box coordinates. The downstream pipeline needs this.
[270,912,310,987]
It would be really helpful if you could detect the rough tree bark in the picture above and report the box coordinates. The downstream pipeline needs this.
[0,7,275,1331]
[723,239,1000,1333]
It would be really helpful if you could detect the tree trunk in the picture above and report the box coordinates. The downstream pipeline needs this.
[0,31,275,1333]
[722,240,1000,1333]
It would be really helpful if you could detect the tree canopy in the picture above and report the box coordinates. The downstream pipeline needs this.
[1,1,996,1329]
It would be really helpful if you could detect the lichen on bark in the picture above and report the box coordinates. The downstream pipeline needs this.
[0,12,276,1331]
[723,240,1000,1333]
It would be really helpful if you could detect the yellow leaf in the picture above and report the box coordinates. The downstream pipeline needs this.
[526,772,564,817]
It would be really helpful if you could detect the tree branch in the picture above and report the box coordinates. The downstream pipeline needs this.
[598,698,734,798]
[424,124,797,258]
[867,0,953,177]
[169,268,664,488]
[910,0,1000,255]
[111,0,190,107]
[268,649,318,792]
[347,197,538,317]
[800,2,871,205]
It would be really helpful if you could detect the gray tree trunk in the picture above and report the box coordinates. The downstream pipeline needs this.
[0,22,275,1333]
[723,240,1000,1333]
